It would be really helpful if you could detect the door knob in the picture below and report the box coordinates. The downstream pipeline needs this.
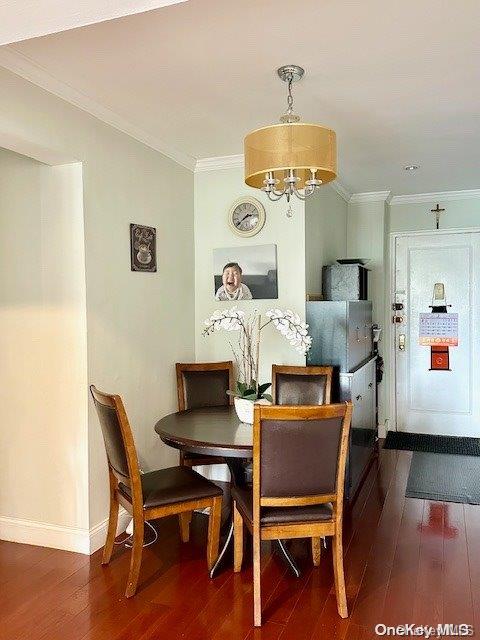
[398,334,406,351]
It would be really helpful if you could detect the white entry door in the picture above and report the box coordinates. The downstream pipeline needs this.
[394,231,480,436]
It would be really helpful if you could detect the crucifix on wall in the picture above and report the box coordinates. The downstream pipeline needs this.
[430,203,445,230]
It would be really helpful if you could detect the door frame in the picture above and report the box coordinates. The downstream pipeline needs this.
[388,227,480,432]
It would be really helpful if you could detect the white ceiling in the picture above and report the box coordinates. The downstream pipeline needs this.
[0,1,188,46]
[1,0,479,194]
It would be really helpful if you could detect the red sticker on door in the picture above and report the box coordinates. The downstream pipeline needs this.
[430,346,450,371]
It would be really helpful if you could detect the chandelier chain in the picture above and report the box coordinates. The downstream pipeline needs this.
[286,74,294,115]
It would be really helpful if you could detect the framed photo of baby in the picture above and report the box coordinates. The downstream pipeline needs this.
[213,244,278,300]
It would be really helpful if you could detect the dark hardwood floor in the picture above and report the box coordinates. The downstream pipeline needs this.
[1,447,479,639]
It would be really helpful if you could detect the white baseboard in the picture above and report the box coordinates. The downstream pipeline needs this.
[0,508,130,555]
[89,508,130,554]
[0,516,91,553]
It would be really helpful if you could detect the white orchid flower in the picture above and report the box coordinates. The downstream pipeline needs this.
[202,306,312,383]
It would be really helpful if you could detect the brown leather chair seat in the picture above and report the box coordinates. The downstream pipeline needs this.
[231,485,333,526]
[119,466,222,509]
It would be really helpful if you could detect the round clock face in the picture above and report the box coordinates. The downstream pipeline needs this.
[228,198,266,237]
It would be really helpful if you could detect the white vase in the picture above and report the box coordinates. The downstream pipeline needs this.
[234,397,271,424]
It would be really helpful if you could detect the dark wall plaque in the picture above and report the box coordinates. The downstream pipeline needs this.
[130,224,156,272]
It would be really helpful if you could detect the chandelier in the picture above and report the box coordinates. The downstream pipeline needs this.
[244,65,337,216]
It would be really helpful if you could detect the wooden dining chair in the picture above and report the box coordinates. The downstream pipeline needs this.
[90,385,223,598]
[176,361,234,468]
[272,364,334,564]
[271,364,333,405]
[175,362,233,541]
[232,402,353,626]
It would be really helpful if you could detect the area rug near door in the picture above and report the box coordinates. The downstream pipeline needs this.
[406,452,480,504]
[384,431,480,456]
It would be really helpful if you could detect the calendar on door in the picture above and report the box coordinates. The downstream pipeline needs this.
[419,313,458,347]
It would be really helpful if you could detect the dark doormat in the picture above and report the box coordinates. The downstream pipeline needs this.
[406,452,480,504]
[384,431,480,456]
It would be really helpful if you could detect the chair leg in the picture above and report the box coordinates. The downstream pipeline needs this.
[125,516,144,598]
[102,474,119,565]
[179,511,192,542]
[253,528,262,626]
[311,537,321,567]
[177,449,193,536]
[178,450,192,542]
[233,501,243,572]
[332,533,348,618]
[207,496,222,571]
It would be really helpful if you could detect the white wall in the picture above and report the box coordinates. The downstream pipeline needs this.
[0,150,89,541]
[194,167,306,385]
[388,198,480,233]
[194,166,306,481]
[0,66,195,547]
[347,201,385,327]
[82,122,195,529]
[305,186,347,295]
[346,199,387,425]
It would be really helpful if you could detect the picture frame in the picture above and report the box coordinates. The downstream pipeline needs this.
[130,224,157,272]
[213,244,278,300]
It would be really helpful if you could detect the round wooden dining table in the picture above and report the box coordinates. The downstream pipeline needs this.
[155,405,252,459]
[154,405,301,578]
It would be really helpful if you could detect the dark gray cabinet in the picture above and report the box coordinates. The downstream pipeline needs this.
[305,301,377,502]
[339,357,377,500]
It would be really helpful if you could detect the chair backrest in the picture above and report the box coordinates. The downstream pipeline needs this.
[253,403,353,514]
[176,361,234,411]
[90,385,142,501]
[271,365,333,405]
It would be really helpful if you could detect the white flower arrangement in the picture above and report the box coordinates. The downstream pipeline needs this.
[203,306,312,400]
[264,308,312,353]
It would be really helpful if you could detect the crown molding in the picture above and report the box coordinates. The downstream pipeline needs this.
[330,179,351,203]
[195,154,244,172]
[349,191,391,204]
[0,46,196,171]
[390,189,480,205]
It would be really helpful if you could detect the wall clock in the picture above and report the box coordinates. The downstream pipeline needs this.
[228,197,266,237]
